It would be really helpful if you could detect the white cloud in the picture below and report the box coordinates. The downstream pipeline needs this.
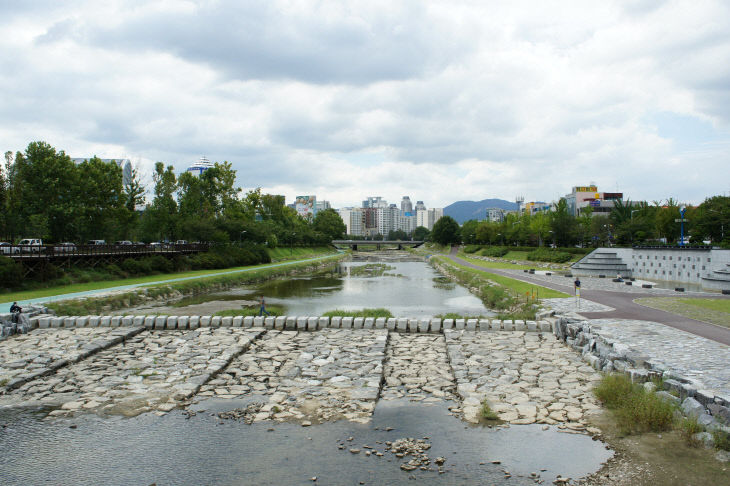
[0,0,729,209]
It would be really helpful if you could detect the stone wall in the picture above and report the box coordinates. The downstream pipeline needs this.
[555,316,730,427]
[576,247,730,290]
[29,314,554,333]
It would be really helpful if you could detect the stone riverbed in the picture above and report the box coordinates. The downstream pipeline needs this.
[0,326,603,435]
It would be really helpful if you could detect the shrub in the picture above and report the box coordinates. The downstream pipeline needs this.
[463,245,482,254]
[526,248,572,263]
[0,256,23,288]
[680,416,704,447]
[321,308,393,318]
[479,246,509,257]
[594,374,676,434]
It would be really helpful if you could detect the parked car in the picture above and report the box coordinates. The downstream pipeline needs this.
[53,242,77,253]
[0,242,20,254]
[18,238,44,253]
[115,240,133,246]
[175,240,188,245]
[87,240,106,245]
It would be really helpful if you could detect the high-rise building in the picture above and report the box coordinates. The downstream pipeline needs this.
[415,200,426,211]
[486,208,505,223]
[401,196,413,214]
[186,156,215,176]
[363,196,388,209]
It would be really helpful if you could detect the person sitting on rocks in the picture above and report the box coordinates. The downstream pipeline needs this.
[10,301,22,323]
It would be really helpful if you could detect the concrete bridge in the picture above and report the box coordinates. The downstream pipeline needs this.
[331,240,425,250]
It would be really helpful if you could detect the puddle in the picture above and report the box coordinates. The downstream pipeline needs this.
[0,399,611,485]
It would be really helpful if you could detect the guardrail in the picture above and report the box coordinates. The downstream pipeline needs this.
[5,243,210,259]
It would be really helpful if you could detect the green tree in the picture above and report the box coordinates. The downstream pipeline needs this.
[431,216,461,246]
[11,141,79,241]
[460,219,479,244]
[142,162,178,241]
[313,208,346,241]
[76,157,125,241]
[550,198,577,247]
[387,229,408,240]
[692,196,730,243]
[413,226,430,241]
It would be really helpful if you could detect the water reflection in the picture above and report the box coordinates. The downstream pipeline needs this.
[0,399,611,486]
[147,254,493,318]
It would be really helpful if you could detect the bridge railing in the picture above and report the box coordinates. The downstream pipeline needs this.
[8,243,210,259]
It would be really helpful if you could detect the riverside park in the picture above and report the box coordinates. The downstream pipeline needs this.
[1,243,730,486]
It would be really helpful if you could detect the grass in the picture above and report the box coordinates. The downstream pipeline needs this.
[594,374,676,435]
[3,249,341,304]
[45,255,346,316]
[435,313,490,320]
[268,246,339,262]
[458,253,538,270]
[214,304,287,317]
[635,297,730,329]
[437,256,569,299]
[680,415,704,447]
[480,400,499,420]
[321,308,393,318]
[349,263,395,277]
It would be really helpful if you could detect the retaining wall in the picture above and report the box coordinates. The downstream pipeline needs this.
[555,317,730,426]
[29,314,555,334]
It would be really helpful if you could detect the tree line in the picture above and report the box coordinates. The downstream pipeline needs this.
[1,141,346,246]
[431,196,730,247]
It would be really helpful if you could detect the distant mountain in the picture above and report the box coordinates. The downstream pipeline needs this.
[444,198,518,224]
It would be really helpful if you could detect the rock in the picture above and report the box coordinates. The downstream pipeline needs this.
[682,397,705,418]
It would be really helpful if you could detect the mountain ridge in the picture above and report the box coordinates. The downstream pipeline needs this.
[444,198,518,224]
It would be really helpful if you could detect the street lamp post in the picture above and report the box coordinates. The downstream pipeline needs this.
[679,205,687,247]
[239,230,246,245]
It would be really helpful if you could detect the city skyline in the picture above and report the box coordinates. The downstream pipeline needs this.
[2,2,730,208]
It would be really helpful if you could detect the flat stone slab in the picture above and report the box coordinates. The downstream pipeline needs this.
[0,328,263,415]
[198,329,387,424]
[444,330,601,426]
[0,328,142,393]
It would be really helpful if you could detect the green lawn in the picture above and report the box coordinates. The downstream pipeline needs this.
[435,256,570,299]
[678,298,730,313]
[0,248,340,303]
[635,297,730,329]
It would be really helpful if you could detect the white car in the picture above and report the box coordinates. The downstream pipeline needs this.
[54,242,77,253]
[0,242,19,255]
[18,238,44,253]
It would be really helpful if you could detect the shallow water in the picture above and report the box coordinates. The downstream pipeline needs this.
[0,398,612,485]
[141,254,494,318]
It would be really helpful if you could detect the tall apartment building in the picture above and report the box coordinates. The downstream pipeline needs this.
[416,207,443,230]
[401,196,413,214]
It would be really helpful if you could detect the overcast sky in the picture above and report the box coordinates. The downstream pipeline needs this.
[2,0,729,208]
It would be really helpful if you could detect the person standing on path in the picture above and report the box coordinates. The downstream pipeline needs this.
[574,277,581,296]
[259,295,270,316]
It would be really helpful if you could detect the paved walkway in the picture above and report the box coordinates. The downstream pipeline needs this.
[584,319,730,398]
[446,249,730,346]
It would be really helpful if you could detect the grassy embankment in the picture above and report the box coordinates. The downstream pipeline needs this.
[634,297,730,329]
[430,255,568,320]
[1,247,338,304]
[41,250,345,315]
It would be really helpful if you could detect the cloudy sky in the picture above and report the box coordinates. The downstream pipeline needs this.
[2,1,729,208]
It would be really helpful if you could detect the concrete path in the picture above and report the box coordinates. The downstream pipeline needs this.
[445,248,730,347]
[1,252,343,309]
